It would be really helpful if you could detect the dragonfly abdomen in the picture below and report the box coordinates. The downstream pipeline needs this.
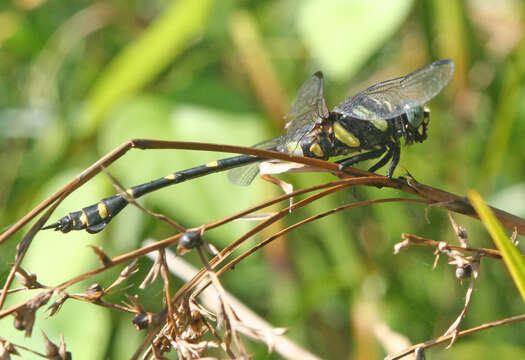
[43,154,262,233]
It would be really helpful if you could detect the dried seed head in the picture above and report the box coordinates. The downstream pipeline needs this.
[132,313,151,330]
[40,331,71,360]
[13,314,26,331]
[179,231,202,249]
[123,294,146,314]
[59,335,72,360]
[15,268,42,289]
[12,308,35,337]
[13,291,51,337]
[455,264,473,279]
[106,260,139,292]
[42,331,59,357]
[85,283,104,299]
[47,294,69,318]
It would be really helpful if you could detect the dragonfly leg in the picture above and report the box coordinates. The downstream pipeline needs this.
[337,147,386,172]
[368,147,394,174]
[386,144,401,178]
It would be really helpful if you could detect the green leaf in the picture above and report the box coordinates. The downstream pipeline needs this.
[297,0,413,79]
[79,0,214,136]
[469,190,525,302]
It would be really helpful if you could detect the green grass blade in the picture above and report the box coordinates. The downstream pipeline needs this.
[469,190,525,302]
[79,0,214,136]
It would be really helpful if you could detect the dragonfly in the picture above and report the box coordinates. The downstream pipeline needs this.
[43,59,454,234]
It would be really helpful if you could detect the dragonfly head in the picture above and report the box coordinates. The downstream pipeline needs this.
[405,106,430,144]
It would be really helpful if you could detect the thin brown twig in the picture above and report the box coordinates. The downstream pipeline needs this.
[385,313,525,359]
[400,233,503,259]
[202,198,432,296]
[102,167,186,232]
[196,246,247,356]
[3,138,525,359]
[0,339,49,358]
[0,177,352,324]
[158,249,176,332]
[57,180,350,293]
[142,240,323,360]
[0,193,67,310]
[66,294,137,314]
[129,183,352,359]
[3,138,525,247]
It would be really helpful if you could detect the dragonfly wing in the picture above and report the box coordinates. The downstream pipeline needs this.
[227,163,261,186]
[279,72,329,149]
[227,137,281,186]
[334,59,454,120]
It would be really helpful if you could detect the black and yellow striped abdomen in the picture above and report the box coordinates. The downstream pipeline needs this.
[43,154,263,233]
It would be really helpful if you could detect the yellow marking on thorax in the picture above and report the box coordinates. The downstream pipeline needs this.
[309,143,324,157]
[80,212,88,225]
[334,122,360,147]
[164,174,176,180]
[371,119,388,132]
[126,189,134,197]
[286,141,303,156]
[98,202,109,219]
[206,161,219,168]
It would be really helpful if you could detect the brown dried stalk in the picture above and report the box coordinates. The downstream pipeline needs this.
[385,313,525,360]
[2,139,525,359]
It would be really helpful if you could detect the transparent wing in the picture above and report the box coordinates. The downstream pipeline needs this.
[227,163,261,186]
[279,71,329,149]
[334,59,454,121]
[227,137,281,186]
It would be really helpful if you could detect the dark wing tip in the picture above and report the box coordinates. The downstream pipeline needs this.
[433,58,453,65]
[433,58,455,74]
[313,71,324,79]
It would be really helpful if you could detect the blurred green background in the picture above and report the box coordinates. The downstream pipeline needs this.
[1,0,525,359]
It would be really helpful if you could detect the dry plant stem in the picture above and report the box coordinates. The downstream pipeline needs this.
[385,313,525,360]
[143,241,323,360]
[0,193,66,310]
[1,340,48,358]
[161,192,420,343]
[202,318,237,359]
[199,198,432,297]
[0,139,360,244]
[131,321,164,360]
[58,180,349,290]
[132,184,351,359]
[404,178,525,235]
[3,139,525,247]
[146,197,429,357]
[102,167,186,232]
[0,179,352,321]
[66,294,136,314]
[443,273,477,347]
[1,138,524,349]
[0,140,133,244]
[196,246,245,357]
[158,249,176,332]
[401,233,503,259]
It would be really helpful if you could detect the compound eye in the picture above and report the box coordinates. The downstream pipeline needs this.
[407,106,424,128]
